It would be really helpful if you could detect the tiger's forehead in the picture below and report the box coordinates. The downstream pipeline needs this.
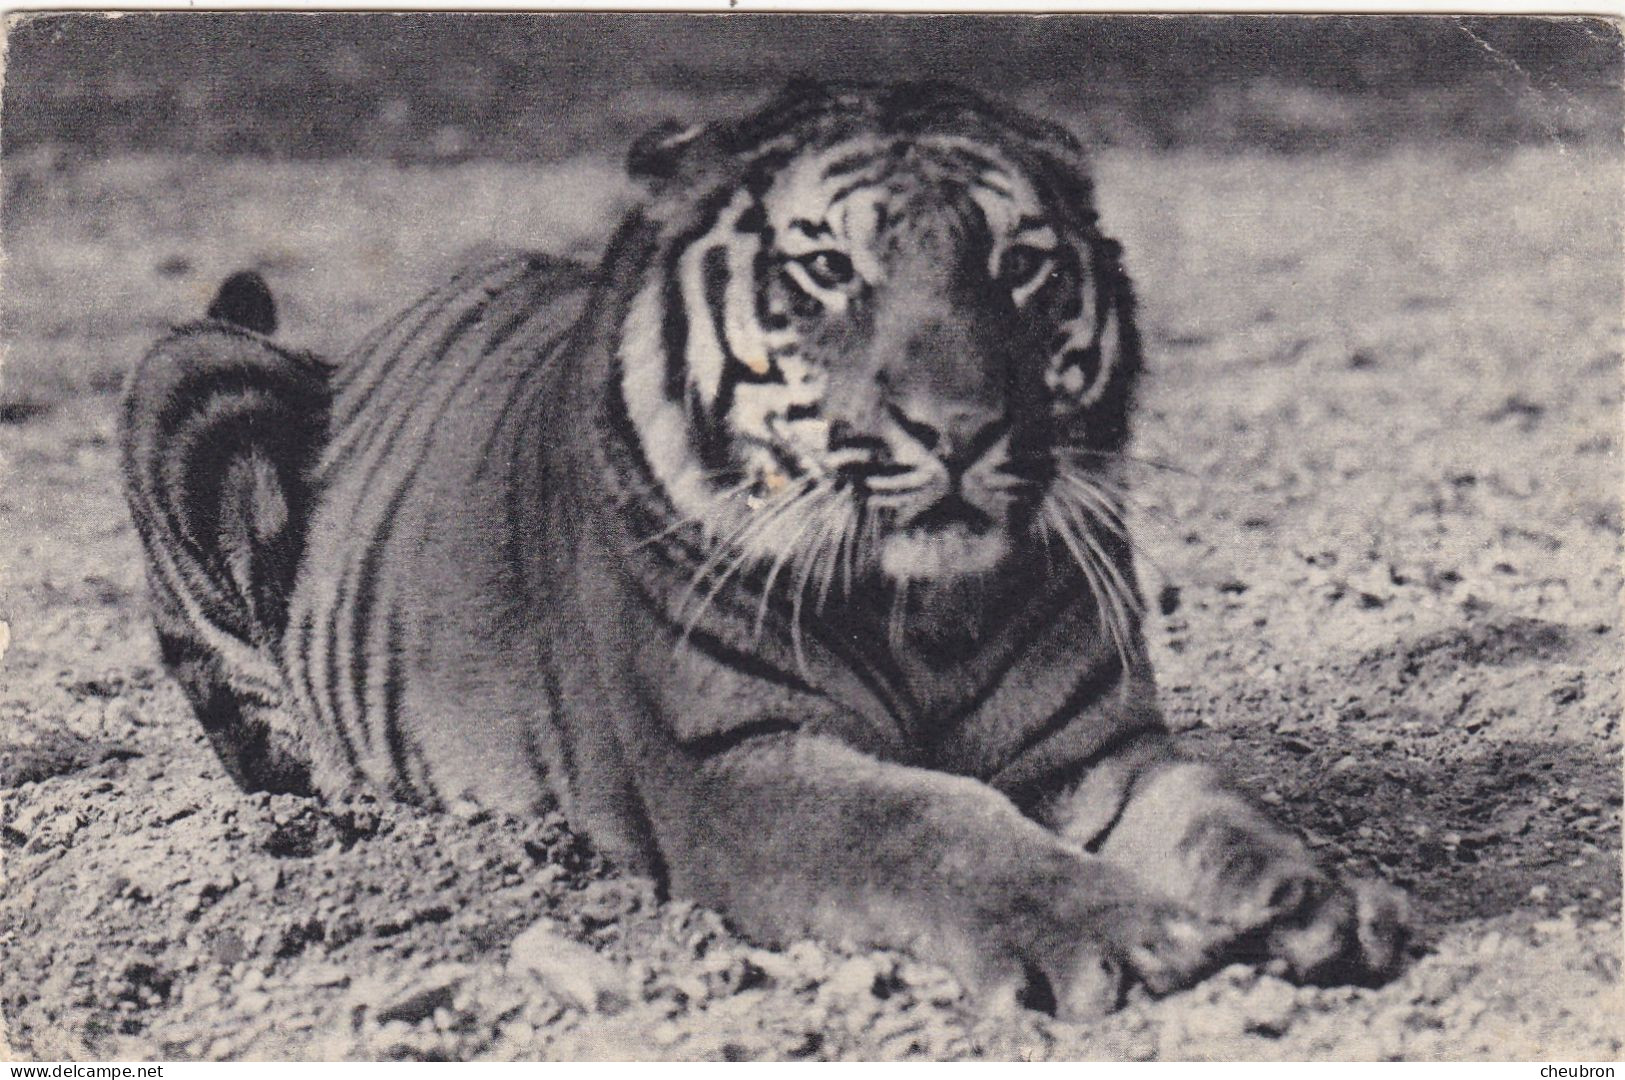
[763,134,1046,255]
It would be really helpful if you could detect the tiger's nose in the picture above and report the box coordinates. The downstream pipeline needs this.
[884,400,1007,474]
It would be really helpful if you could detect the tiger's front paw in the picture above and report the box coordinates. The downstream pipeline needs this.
[965,867,1233,1020]
[1263,873,1412,985]
[1174,808,1413,984]
[1050,900,1232,1019]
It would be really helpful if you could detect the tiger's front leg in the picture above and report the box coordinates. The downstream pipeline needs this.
[649,732,1234,1018]
[1044,732,1412,985]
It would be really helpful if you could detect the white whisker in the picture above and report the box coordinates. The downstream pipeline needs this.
[788,494,846,672]
[1042,496,1136,674]
[814,501,855,613]
[629,477,756,551]
[1058,473,1132,546]
[675,478,814,644]
[750,487,834,643]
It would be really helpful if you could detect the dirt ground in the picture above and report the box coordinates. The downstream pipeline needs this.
[1,143,1621,1061]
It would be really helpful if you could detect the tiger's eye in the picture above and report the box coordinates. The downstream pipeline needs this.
[1000,244,1052,288]
[800,250,855,289]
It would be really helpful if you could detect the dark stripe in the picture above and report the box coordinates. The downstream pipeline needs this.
[678,717,801,759]
[929,586,1081,738]
[943,146,1002,174]
[326,267,546,755]
[339,294,497,515]
[752,236,798,334]
[331,258,509,429]
[820,150,882,179]
[470,358,553,484]
[379,607,415,801]
[332,257,529,464]
[611,419,915,724]
[1054,246,1085,321]
[998,644,1125,770]
[682,627,824,697]
[480,266,587,357]
[333,544,373,760]
[779,260,824,318]
[829,174,891,209]
[603,358,682,520]
[660,271,690,402]
[298,602,360,769]
[1080,733,1163,853]
[660,187,742,401]
[325,559,363,759]
[802,615,915,727]
[344,308,515,768]
[466,273,594,482]
[701,246,747,435]
[789,217,834,239]
[499,335,580,605]
[970,175,1017,199]
[736,202,767,234]
[690,386,732,476]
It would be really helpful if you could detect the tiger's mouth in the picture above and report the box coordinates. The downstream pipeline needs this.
[737,439,1033,582]
[901,492,994,535]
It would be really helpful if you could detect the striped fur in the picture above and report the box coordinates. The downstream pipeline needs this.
[122,81,1409,1015]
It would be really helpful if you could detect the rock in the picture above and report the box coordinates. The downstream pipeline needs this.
[186,981,223,1009]
[1240,976,1297,1034]
[368,963,472,1026]
[508,920,627,1013]
[500,1019,535,1046]
[898,958,964,1007]
[822,954,896,1000]
[249,864,283,896]
[293,962,351,989]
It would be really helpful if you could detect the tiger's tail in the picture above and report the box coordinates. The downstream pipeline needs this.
[120,270,332,793]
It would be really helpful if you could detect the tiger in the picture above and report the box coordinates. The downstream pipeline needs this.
[121,79,1410,1018]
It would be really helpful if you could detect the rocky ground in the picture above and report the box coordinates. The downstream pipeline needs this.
[1,143,1621,1060]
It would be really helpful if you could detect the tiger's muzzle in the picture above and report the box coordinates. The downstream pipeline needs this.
[827,314,1047,581]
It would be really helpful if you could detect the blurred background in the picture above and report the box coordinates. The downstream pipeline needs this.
[5,13,1620,408]
[7,13,1622,164]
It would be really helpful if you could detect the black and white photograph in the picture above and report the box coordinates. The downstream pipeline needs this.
[0,11,1620,1062]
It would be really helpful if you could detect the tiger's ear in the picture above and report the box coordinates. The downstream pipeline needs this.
[626,119,709,184]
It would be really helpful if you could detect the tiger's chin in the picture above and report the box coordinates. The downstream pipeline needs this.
[880,522,1011,582]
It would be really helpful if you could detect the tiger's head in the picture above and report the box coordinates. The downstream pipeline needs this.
[618,80,1139,610]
